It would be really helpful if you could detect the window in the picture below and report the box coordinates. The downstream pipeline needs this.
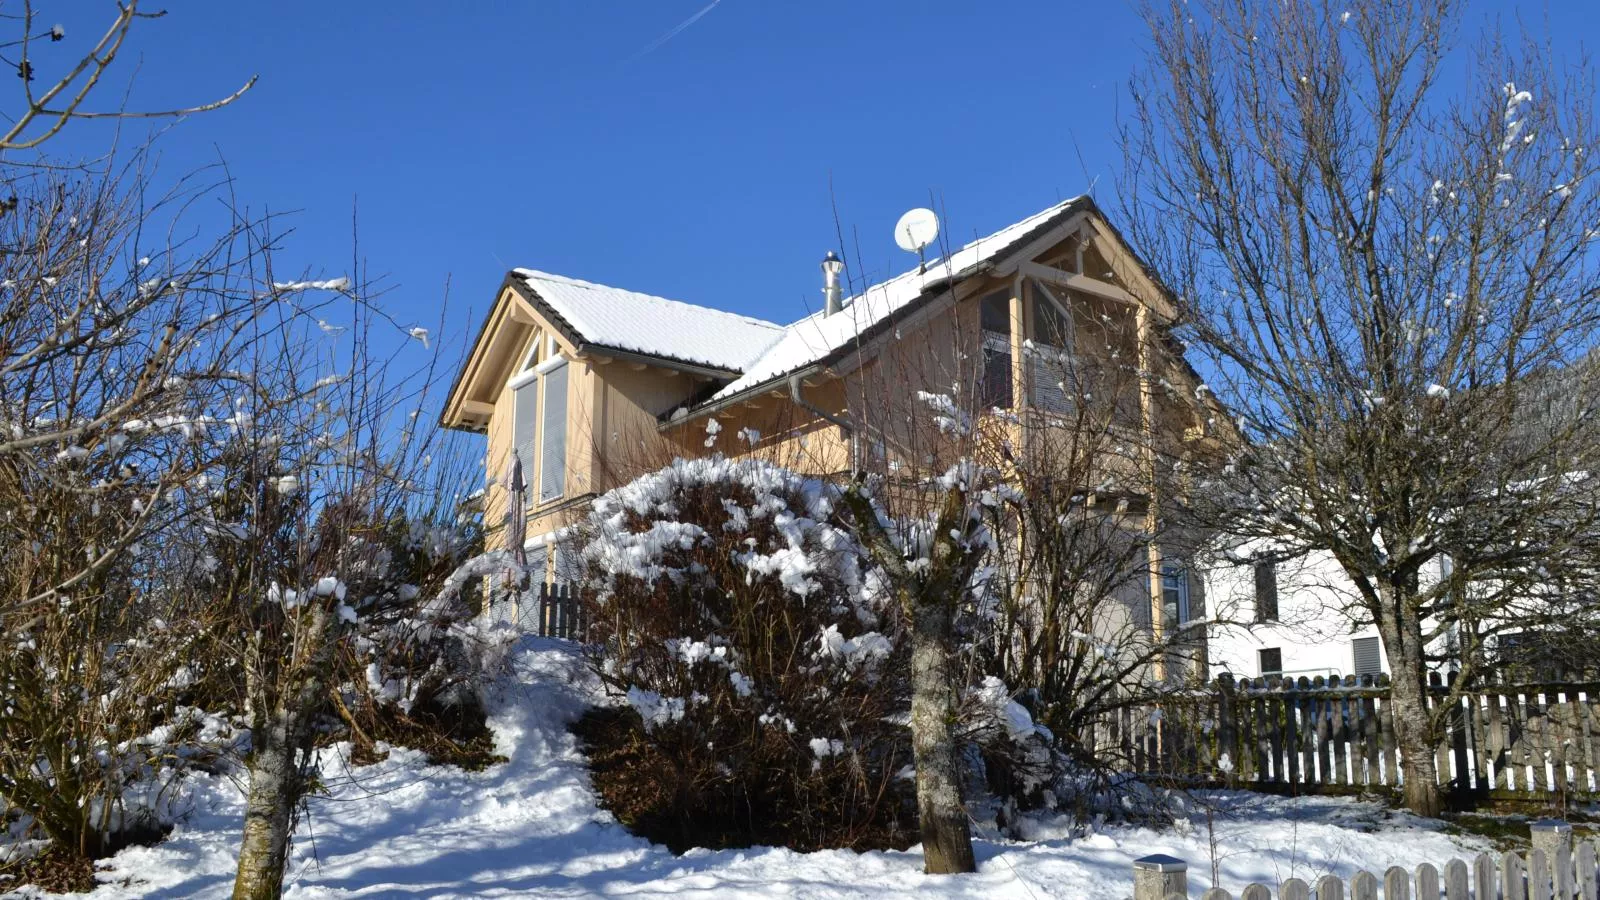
[1161,559,1190,625]
[1351,636,1383,677]
[979,290,1012,408]
[539,360,569,503]
[1028,280,1075,414]
[1259,647,1284,676]
[510,377,538,493]
[1254,561,1279,622]
[509,334,542,493]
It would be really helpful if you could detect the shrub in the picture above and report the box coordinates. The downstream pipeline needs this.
[575,456,916,852]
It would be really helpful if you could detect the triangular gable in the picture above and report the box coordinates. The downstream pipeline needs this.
[440,276,579,433]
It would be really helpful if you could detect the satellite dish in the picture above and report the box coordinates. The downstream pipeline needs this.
[894,207,940,253]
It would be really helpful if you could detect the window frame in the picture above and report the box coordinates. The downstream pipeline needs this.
[536,356,569,504]
[508,332,543,491]
[978,290,1014,410]
[1258,647,1284,677]
[1026,279,1078,414]
[1161,559,1190,625]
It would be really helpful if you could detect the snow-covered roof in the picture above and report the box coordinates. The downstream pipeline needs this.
[705,195,1090,403]
[514,269,785,373]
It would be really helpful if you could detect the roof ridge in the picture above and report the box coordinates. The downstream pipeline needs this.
[514,267,785,332]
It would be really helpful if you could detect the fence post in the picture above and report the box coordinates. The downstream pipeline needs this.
[1133,854,1189,900]
[1532,819,1573,889]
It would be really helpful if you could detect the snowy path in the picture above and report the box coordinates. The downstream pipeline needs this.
[54,640,1488,899]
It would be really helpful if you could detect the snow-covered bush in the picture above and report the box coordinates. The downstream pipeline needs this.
[573,456,917,851]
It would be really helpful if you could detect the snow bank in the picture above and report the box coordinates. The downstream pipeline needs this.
[43,640,1491,899]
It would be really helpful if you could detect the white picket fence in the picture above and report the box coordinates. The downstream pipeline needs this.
[1132,820,1595,899]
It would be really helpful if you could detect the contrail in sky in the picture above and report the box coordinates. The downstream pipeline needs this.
[625,0,724,64]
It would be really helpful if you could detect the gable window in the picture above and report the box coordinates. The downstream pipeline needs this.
[1254,561,1279,623]
[1027,279,1076,414]
[1259,647,1284,677]
[979,290,1013,409]
[1351,636,1383,677]
[538,358,569,503]
[1161,559,1190,626]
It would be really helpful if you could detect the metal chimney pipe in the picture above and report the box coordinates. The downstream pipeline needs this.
[821,251,844,316]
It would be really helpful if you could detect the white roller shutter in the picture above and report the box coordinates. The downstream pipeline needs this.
[1352,636,1383,677]
[512,377,538,491]
[539,362,569,502]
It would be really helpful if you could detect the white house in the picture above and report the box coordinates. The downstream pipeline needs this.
[1203,546,1459,681]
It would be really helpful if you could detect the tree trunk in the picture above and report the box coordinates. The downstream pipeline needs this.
[1378,594,1443,817]
[908,595,976,875]
[232,707,301,900]
[1390,679,1443,817]
[232,605,338,900]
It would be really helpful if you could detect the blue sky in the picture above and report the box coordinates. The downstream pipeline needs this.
[24,0,1600,363]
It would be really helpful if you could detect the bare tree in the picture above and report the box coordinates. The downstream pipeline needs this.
[0,0,254,154]
[1123,0,1600,815]
[0,161,297,870]
[208,270,473,900]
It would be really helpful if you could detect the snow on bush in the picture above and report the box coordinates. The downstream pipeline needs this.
[574,455,917,851]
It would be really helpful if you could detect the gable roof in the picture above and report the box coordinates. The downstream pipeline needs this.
[513,269,786,373]
[445,195,1124,433]
[702,195,1094,405]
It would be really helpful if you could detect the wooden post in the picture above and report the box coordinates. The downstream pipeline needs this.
[1133,854,1188,900]
[1279,877,1309,900]
[1217,675,1238,786]
[1475,852,1500,900]
[1529,848,1552,900]
[1136,302,1164,682]
[1488,690,1510,790]
[1314,874,1344,899]
[1577,840,1598,900]
[1379,688,1399,785]
[1415,862,1440,898]
[1384,865,1411,899]
[1443,859,1469,900]
[1532,820,1572,891]
[1351,870,1379,900]
[1505,849,1529,900]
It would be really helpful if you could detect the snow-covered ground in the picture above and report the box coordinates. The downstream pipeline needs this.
[29,639,1490,899]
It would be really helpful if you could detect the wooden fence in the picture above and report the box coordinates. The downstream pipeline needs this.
[504,582,586,640]
[1101,673,1600,801]
[1134,819,1595,898]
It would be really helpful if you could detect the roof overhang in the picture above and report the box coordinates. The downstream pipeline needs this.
[440,274,540,433]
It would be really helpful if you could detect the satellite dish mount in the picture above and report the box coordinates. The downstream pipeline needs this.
[894,207,940,274]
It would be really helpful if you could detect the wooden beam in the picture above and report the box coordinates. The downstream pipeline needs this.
[1019,261,1138,306]
[462,400,494,418]
[1137,301,1164,682]
[1009,275,1026,415]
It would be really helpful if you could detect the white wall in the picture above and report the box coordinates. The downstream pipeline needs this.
[1204,548,1389,679]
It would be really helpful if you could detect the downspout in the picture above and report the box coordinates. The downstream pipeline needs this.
[788,373,857,473]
